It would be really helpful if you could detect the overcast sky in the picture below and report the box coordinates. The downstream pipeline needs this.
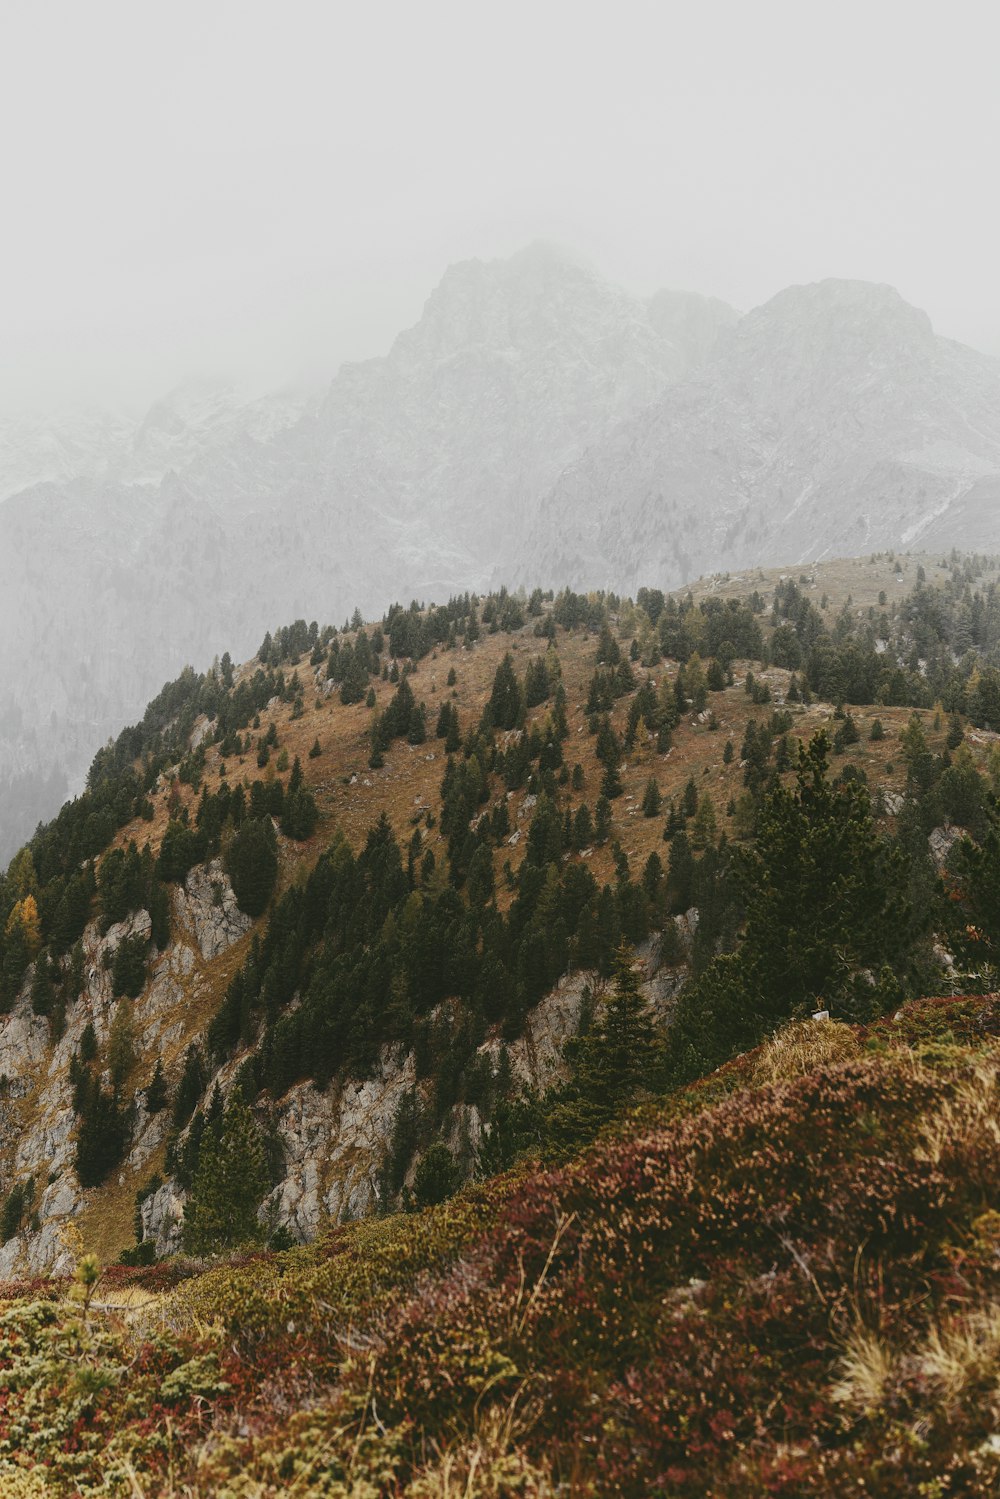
[1,0,997,411]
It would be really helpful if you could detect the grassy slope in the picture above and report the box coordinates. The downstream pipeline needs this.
[1,997,999,1495]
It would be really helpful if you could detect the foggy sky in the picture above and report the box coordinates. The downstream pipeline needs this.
[2,0,998,413]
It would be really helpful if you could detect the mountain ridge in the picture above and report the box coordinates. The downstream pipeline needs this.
[3,248,1000,863]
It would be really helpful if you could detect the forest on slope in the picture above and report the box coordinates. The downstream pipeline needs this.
[1,552,1000,1488]
[1,550,1000,1266]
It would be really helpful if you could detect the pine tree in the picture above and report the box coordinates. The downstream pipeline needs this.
[146,1058,168,1115]
[545,945,662,1150]
[226,817,278,916]
[182,1098,268,1254]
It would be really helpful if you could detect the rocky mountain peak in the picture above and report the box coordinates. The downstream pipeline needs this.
[717,278,938,398]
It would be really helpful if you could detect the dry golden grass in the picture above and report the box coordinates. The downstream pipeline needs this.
[913,1056,1000,1180]
[750,1017,863,1088]
[831,1324,895,1415]
[918,1302,1000,1404]
[108,577,997,910]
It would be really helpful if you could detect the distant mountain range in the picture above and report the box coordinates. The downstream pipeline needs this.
[526,278,1000,591]
[2,241,999,861]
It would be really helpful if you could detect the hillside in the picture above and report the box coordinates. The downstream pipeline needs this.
[0,551,999,1273]
[1,556,1000,1487]
[0,998,999,1495]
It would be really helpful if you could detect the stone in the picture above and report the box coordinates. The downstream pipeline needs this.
[141,1181,187,1257]
[175,860,252,961]
[928,825,963,870]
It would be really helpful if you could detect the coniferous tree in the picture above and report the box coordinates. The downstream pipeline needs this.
[487,654,524,730]
[182,1098,268,1254]
[226,817,278,916]
[669,732,910,1082]
[545,944,661,1150]
[146,1058,168,1115]
[411,1141,459,1207]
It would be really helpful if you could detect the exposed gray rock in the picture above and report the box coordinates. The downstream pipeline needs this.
[261,1051,418,1241]
[15,1104,75,1178]
[175,860,251,961]
[0,1005,50,1084]
[929,825,963,870]
[141,1181,187,1257]
[126,1103,168,1174]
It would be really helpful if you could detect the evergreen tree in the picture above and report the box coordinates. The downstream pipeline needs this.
[75,1083,130,1188]
[691,792,717,850]
[601,763,624,800]
[112,932,148,998]
[545,945,662,1150]
[182,1098,268,1254]
[669,732,910,1082]
[146,1058,168,1115]
[594,795,612,844]
[413,1141,460,1207]
[487,654,524,730]
[226,817,278,916]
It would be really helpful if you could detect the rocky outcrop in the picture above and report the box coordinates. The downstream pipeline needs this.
[929,825,964,870]
[140,1180,187,1258]
[262,1050,419,1242]
[0,847,693,1269]
[174,860,251,962]
[0,875,218,1276]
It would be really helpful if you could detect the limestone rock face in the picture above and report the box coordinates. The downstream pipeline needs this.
[261,1050,419,1241]
[140,1181,187,1257]
[0,890,208,1277]
[0,1008,49,1090]
[928,825,963,870]
[175,860,251,961]
[0,848,691,1270]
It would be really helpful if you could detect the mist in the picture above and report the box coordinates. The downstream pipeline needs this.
[1,0,998,414]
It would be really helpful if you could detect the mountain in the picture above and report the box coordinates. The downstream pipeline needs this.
[6,256,1000,868]
[0,247,734,862]
[0,405,130,501]
[0,562,999,1493]
[524,278,1000,592]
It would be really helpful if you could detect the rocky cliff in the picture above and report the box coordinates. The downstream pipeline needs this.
[0,843,688,1272]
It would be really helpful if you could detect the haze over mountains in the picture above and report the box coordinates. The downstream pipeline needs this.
[3,241,1000,862]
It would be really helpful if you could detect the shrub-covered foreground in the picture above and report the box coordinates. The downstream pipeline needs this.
[3,998,1000,1495]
